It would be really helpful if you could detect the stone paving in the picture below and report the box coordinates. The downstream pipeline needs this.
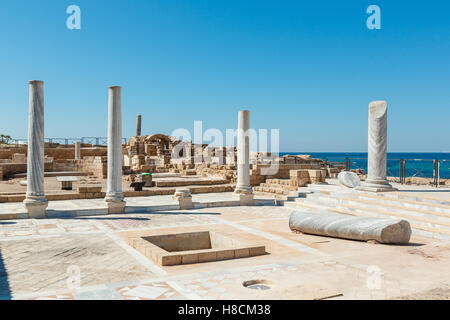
[0,203,449,300]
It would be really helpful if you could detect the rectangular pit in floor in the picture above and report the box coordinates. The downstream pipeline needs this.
[127,231,266,266]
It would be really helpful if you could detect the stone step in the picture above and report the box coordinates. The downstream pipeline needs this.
[258,183,298,191]
[253,191,296,202]
[253,186,298,196]
[290,199,450,241]
[305,182,450,207]
[318,190,450,215]
[265,178,291,186]
[306,193,450,222]
[296,198,450,239]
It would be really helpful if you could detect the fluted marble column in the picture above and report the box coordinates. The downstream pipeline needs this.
[234,110,254,205]
[74,141,81,160]
[136,114,142,136]
[23,80,48,218]
[358,101,396,192]
[105,86,126,213]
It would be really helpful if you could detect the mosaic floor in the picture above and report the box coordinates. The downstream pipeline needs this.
[0,205,449,300]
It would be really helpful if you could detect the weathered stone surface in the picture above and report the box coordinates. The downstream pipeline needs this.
[104,86,126,213]
[235,110,253,195]
[136,114,142,136]
[23,80,48,218]
[358,101,396,192]
[289,210,411,244]
[74,142,81,160]
[338,171,361,188]
[173,188,194,209]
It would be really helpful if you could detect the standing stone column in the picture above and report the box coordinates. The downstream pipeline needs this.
[23,80,48,218]
[234,110,254,205]
[74,141,81,160]
[358,101,396,192]
[136,114,142,136]
[105,86,126,213]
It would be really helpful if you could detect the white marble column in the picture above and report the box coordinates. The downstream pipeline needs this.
[136,114,142,136]
[105,86,126,213]
[234,110,254,205]
[74,141,81,160]
[358,101,396,192]
[23,80,48,218]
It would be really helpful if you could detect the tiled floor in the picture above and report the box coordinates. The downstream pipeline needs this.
[0,204,449,300]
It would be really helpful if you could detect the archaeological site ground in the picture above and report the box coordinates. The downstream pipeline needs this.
[1,2,449,314]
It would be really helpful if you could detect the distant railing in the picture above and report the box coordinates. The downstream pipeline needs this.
[11,137,128,146]
[324,157,449,188]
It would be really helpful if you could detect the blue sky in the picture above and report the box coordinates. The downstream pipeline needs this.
[0,0,449,152]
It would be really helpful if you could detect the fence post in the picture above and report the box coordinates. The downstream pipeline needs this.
[345,158,350,171]
[399,159,403,184]
[437,160,441,188]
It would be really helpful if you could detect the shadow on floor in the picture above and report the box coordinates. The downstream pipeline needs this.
[73,217,150,221]
[398,189,450,193]
[0,247,12,300]
[136,210,222,216]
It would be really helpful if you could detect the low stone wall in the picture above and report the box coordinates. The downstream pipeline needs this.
[0,162,53,178]
[0,184,235,203]
[0,146,107,161]
[53,159,78,172]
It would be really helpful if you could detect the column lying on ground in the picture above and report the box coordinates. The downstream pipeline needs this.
[74,141,81,160]
[23,80,48,218]
[289,210,411,244]
[105,86,126,214]
[234,110,254,205]
[357,100,396,192]
[136,114,142,136]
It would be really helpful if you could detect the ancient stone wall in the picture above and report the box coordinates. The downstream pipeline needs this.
[0,146,106,160]
[76,156,107,178]
[0,162,53,178]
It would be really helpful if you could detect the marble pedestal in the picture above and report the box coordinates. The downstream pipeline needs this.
[105,197,126,214]
[357,179,397,192]
[23,197,48,218]
[234,191,254,206]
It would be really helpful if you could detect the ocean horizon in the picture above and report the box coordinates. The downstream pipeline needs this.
[280,152,450,179]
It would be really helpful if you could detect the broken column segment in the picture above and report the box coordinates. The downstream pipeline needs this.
[74,141,81,160]
[289,210,411,244]
[358,101,396,192]
[23,80,48,218]
[136,114,142,136]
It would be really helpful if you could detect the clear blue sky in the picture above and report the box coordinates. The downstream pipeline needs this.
[0,0,449,152]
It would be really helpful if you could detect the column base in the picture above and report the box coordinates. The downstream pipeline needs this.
[105,196,126,214]
[356,179,397,192]
[23,197,48,218]
[173,189,194,210]
[234,192,254,206]
[234,185,253,194]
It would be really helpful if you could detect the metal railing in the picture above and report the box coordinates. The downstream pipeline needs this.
[324,157,449,188]
[11,137,128,146]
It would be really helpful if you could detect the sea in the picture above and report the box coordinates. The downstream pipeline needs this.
[279,152,450,179]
